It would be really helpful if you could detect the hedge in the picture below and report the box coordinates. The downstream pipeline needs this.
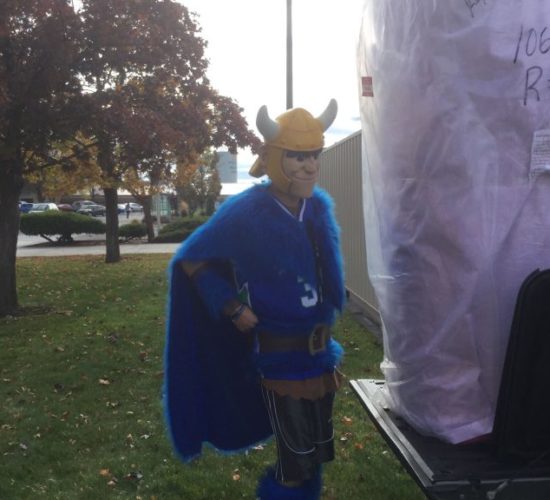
[158,215,209,235]
[153,215,208,243]
[119,221,147,240]
[20,211,106,243]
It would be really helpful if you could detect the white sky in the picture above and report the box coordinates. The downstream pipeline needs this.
[178,0,365,178]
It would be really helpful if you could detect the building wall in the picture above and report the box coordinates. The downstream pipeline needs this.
[318,131,380,323]
[216,151,238,183]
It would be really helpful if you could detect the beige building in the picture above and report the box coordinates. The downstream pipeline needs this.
[318,130,380,326]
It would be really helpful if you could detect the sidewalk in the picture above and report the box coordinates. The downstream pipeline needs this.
[17,234,179,257]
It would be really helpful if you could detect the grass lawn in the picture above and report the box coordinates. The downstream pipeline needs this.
[1,255,425,499]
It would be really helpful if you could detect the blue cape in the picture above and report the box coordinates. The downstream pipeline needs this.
[164,185,345,462]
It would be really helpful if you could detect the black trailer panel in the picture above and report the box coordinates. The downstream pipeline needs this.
[350,379,550,500]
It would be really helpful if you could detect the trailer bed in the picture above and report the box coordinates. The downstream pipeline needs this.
[350,379,550,500]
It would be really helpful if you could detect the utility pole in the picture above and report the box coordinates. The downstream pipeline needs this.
[286,0,293,109]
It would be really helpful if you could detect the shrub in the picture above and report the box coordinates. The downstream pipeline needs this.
[119,221,147,240]
[158,215,208,235]
[153,215,208,243]
[144,215,170,224]
[20,211,105,243]
[153,229,189,243]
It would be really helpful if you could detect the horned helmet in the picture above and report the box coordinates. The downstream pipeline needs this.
[249,99,338,194]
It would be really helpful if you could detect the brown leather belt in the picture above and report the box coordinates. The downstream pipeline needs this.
[258,324,331,355]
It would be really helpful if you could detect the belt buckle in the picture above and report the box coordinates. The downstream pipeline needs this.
[308,324,329,355]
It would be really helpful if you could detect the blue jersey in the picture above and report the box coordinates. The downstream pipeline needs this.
[234,196,331,334]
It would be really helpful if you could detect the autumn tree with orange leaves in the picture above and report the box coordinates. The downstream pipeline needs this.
[24,135,103,202]
[0,0,260,317]
[76,0,260,263]
[176,150,222,217]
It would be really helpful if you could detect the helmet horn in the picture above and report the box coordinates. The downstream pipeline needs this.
[317,99,338,131]
[256,105,280,141]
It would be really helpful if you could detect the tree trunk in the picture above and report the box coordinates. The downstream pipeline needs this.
[142,196,155,242]
[0,169,23,317]
[104,187,120,263]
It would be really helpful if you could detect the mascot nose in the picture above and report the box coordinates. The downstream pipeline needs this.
[303,158,319,172]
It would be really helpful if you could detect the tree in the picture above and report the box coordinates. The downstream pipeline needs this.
[0,0,261,317]
[76,0,260,263]
[177,150,222,216]
[0,0,82,316]
[122,152,174,242]
[23,135,103,202]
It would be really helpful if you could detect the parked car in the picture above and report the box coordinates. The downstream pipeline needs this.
[72,200,96,211]
[57,204,75,212]
[18,201,33,213]
[77,204,106,216]
[29,202,59,213]
[128,202,143,212]
[117,204,126,214]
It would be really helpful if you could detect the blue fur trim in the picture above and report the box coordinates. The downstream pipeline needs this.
[255,338,344,380]
[173,184,345,311]
[164,258,272,462]
[191,267,236,320]
[257,467,322,500]
[307,187,346,311]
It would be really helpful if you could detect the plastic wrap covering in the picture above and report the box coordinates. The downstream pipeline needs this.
[357,1,550,443]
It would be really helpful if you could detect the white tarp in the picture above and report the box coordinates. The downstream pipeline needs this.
[358,1,550,443]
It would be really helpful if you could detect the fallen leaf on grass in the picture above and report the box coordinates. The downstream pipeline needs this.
[232,469,241,481]
[106,333,119,344]
[98,379,110,385]
[124,471,143,481]
[339,431,353,443]
[99,469,110,476]
[341,416,353,425]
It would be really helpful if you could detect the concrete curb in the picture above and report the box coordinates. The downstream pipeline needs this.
[17,242,179,258]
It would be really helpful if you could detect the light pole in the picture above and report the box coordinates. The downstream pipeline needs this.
[286,0,293,109]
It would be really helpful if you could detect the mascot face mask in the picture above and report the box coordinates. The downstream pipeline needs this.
[249,99,338,198]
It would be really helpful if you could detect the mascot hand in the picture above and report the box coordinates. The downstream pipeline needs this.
[232,305,258,332]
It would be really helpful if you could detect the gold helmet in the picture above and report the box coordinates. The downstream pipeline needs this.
[249,99,338,192]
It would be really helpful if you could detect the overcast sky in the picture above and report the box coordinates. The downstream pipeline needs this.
[178,0,365,178]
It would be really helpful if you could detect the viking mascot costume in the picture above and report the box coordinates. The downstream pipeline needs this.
[164,100,345,499]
